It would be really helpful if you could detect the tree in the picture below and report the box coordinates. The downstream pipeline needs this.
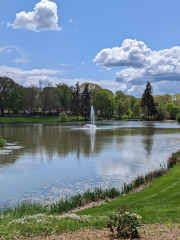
[165,103,180,119]
[93,89,115,116]
[80,82,102,103]
[141,82,156,120]
[7,82,24,116]
[38,81,55,116]
[72,82,81,120]
[23,85,38,115]
[116,99,123,117]
[173,93,180,108]
[56,83,72,112]
[0,77,16,116]
[81,83,90,120]
[133,99,142,118]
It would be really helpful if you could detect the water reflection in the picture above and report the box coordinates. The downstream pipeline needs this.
[0,121,180,203]
[83,128,96,153]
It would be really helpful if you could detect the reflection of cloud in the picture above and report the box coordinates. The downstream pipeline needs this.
[7,0,62,31]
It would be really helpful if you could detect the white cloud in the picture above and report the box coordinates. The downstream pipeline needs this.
[81,62,85,65]
[7,0,62,31]
[0,46,7,53]
[68,19,73,23]
[14,58,31,63]
[0,65,62,86]
[94,39,180,96]
[94,39,151,68]
[60,63,69,66]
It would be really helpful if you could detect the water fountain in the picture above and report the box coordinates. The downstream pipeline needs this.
[84,105,96,129]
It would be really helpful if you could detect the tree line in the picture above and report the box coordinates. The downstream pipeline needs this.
[0,76,180,120]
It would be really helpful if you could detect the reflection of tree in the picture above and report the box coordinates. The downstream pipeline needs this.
[140,126,156,154]
[0,124,179,168]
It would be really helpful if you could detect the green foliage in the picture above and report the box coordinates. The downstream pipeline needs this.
[81,83,91,120]
[167,150,180,168]
[116,100,123,117]
[141,82,156,119]
[154,103,167,120]
[177,113,180,123]
[108,206,141,239]
[59,111,67,122]
[72,82,81,120]
[56,83,72,112]
[165,103,180,119]
[93,89,115,116]
[0,138,6,148]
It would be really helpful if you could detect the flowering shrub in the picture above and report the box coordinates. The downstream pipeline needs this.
[107,206,141,239]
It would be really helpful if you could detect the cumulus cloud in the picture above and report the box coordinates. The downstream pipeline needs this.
[94,39,151,68]
[94,39,180,87]
[7,0,62,31]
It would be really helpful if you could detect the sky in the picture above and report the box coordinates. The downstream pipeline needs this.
[1,0,180,97]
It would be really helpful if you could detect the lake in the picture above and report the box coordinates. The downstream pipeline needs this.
[0,121,180,205]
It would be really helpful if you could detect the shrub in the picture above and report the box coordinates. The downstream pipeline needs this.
[0,138,6,148]
[59,111,67,122]
[107,206,141,239]
[176,113,180,123]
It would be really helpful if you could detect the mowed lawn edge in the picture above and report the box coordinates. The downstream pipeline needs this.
[76,163,180,223]
[0,116,84,123]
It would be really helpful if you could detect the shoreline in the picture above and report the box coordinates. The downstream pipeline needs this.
[1,150,180,239]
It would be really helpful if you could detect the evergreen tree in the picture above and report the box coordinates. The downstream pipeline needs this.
[72,82,81,120]
[81,83,90,120]
[141,82,156,120]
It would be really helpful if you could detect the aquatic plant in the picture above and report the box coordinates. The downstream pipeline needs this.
[167,150,180,168]
[1,188,120,217]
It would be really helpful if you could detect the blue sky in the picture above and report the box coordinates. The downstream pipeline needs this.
[1,0,180,97]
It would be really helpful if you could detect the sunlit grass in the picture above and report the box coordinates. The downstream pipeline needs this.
[77,151,180,224]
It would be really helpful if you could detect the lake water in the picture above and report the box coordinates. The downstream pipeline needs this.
[0,121,180,205]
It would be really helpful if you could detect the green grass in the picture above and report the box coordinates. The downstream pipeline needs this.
[0,115,84,123]
[0,213,106,239]
[76,163,180,223]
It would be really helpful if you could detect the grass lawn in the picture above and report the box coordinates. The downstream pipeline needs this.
[76,163,180,223]
[0,116,84,123]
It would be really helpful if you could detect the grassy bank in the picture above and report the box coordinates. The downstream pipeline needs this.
[0,116,84,124]
[0,115,141,124]
[0,151,180,239]
[77,151,180,223]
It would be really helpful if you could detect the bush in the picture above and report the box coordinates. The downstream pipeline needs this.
[59,111,67,122]
[176,113,180,123]
[107,206,141,239]
[0,138,6,148]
